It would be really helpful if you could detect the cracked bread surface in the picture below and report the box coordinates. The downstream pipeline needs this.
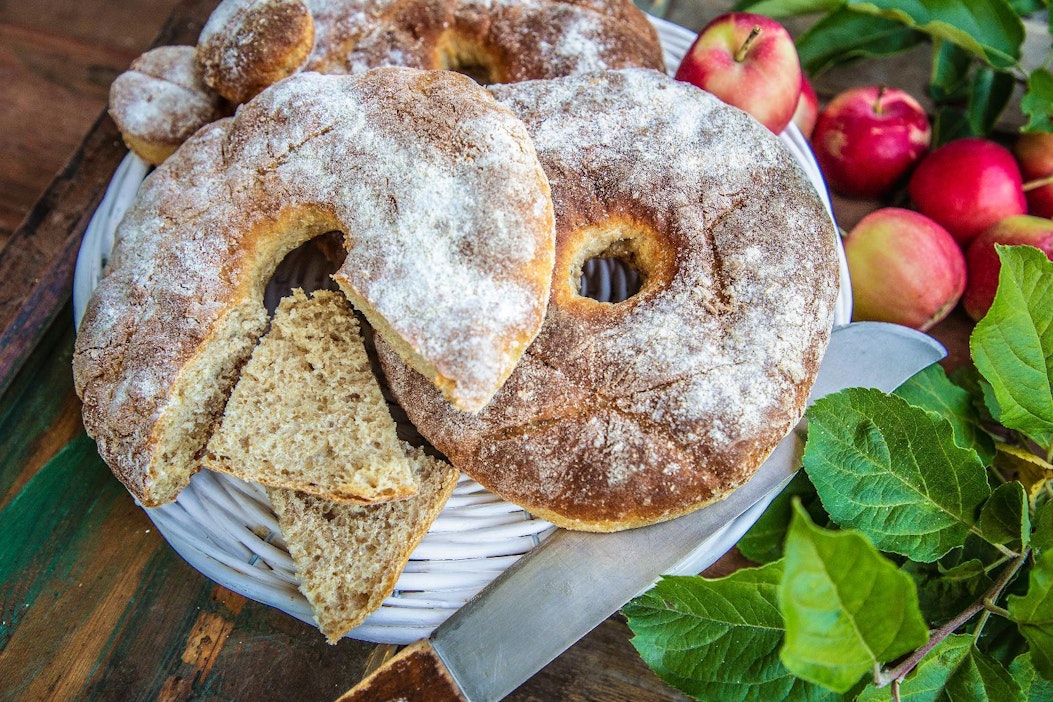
[73,68,554,506]
[205,289,415,503]
[378,69,840,531]
[268,444,458,643]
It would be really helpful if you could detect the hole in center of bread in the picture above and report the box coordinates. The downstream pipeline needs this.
[568,219,666,305]
[436,32,500,85]
[262,231,344,313]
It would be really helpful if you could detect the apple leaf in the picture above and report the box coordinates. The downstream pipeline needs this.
[731,0,843,16]
[846,0,1025,70]
[1008,0,1047,14]
[980,481,1031,552]
[1009,550,1053,680]
[894,363,997,465]
[857,635,1024,701]
[796,9,926,75]
[903,558,993,625]
[623,564,839,701]
[950,364,1004,427]
[929,40,974,102]
[969,67,1017,135]
[971,246,1053,452]
[1022,68,1053,133]
[738,471,825,564]
[1010,652,1053,699]
[779,502,929,693]
[803,387,991,562]
[1035,500,1053,555]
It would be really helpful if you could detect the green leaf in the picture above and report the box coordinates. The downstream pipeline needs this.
[1008,0,1047,14]
[980,481,1032,552]
[779,502,928,693]
[803,387,991,561]
[981,376,1007,425]
[847,0,1025,69]
[904,558,994,625]
[968,67,1017,135]
[933,105,975,146]
[1035,501,1053,555]
[738,471,825,564]
[624,563,838,701]
[731,0,843,15]
[971,246,1053,452]
[1009,551,1053,679]
[930,40,975,102]
[1010,652,1053,700]
[796,8,926,75]
[951,364,1003,427]
[857,635,1024,701]
[1022,68,1053,133]
[895,363,997,464]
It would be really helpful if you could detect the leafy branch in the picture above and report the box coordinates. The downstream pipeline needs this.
[624,246,1053,700]
[875,551,1028,692]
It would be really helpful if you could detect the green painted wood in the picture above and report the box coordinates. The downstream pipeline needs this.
[0,305,77,503]
[0,433,121,649]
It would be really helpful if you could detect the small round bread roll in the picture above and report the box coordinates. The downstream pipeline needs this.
[197,0,316,104]
[108,45,228,165]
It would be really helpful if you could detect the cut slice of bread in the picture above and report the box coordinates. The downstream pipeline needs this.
[269,445,459,643]
[205,288,416,503]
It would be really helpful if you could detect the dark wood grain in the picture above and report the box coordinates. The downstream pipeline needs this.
[0,0,210,402]
[337,640,468,702]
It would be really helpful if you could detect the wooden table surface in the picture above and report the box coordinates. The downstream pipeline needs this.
[0,1,976,700]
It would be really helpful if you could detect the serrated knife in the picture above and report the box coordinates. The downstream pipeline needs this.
[337,321,946,702]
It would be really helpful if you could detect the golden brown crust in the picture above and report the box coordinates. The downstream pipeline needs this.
[197,0,316,104]
[117,0,662,163]
[74,69,554,507]
[378,70,840,531]
[333,0,664,82]
[108,46,228,165]
[200,0,663,96]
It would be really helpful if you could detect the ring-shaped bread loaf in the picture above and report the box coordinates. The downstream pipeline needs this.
[377,69,841,532]
[74,68,555,507]
[197,0,664,103]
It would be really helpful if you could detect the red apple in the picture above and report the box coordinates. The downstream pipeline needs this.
[792,75,819,138]
[811,86,931,199]
[1014,132,1053,219]
[908,138,1027,246]
[845,207,966,331]
[675,12,802,134]
[963,215,1053,320]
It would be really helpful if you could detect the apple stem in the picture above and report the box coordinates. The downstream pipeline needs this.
[1023,173,1053,192]
[735,26,762,63]
[873,86,887,116]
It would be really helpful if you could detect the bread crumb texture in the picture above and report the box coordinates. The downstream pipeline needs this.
[206,289,417,503]
[269,444,458,643]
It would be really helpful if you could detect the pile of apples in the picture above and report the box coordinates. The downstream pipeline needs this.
[676,12,1053,331]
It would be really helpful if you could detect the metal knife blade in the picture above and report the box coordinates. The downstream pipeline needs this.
[340,322,946,702]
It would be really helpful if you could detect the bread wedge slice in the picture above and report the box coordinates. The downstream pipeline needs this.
[269,445,458,642]
[205,288,416,503]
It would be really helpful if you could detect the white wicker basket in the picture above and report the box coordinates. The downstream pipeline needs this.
[72,17,851,645]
